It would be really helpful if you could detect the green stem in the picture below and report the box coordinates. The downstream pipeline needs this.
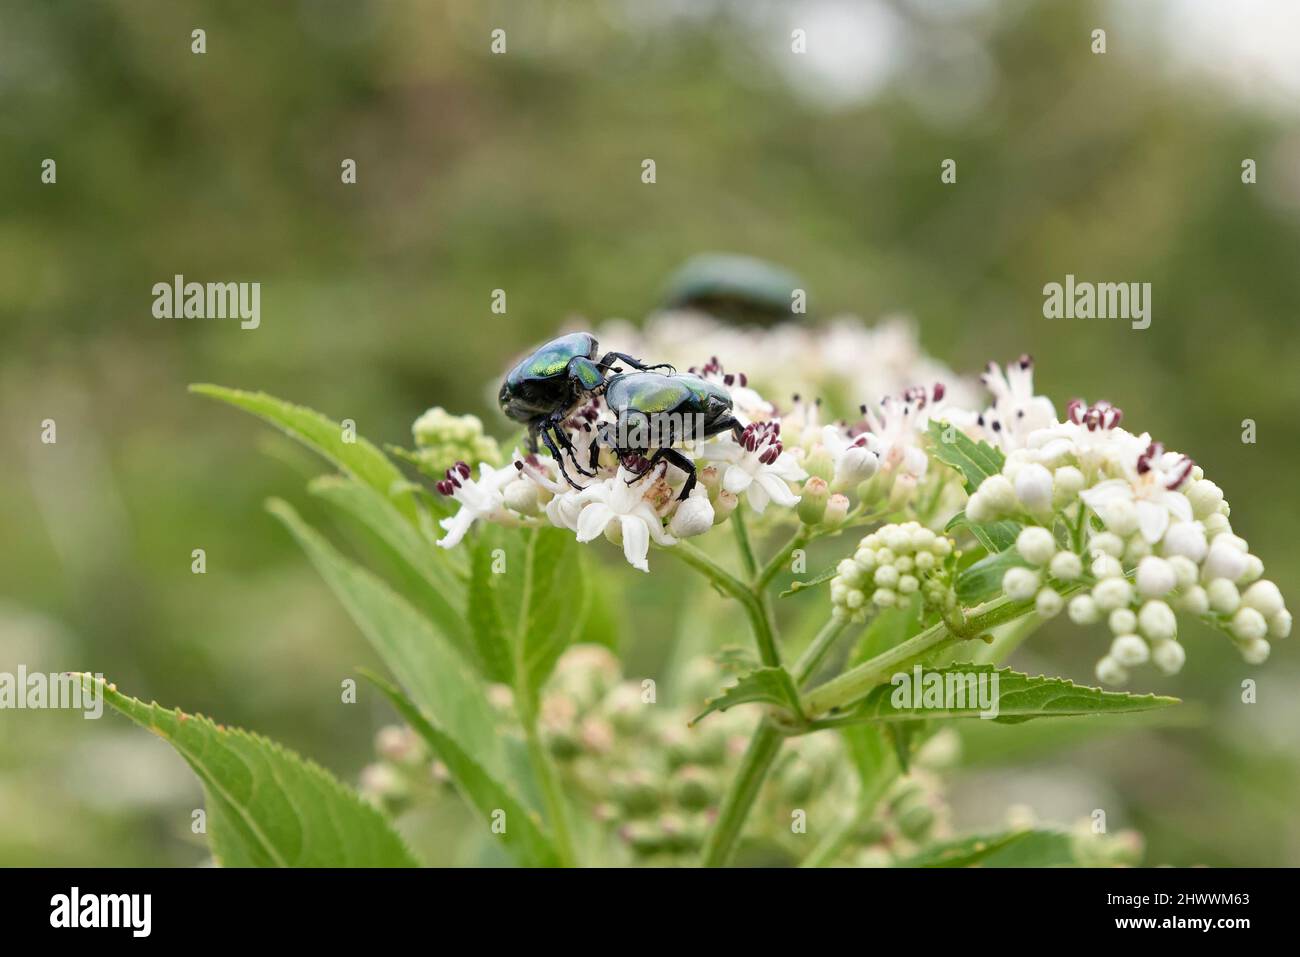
[802,597,1038,716]
[731,507,759,579]
[669,541,781,667]
[793,618,849,685]
[700,720,783,867]
[523,713,575,867]
[756,526,810,591]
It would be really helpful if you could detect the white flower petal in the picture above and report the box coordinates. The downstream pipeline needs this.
[723,465,755,495]
[619,515,651,572]
[575,502,615,543]
[1136,499,1169,543]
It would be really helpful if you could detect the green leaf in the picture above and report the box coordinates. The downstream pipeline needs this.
[927,420,1006,493]
[895,829,1037,868]
[192,384,415,522]
[691,666,802,725]
[82,676,416,867]
[267,498,507,778]
[779,563,838,598]
[365,672,561,868]
[822,664,1179,726]
[309,476,477,667]
[467,529,515,685]
[956,548,1032,604]
[977,828,1078,867]
[946,511,1021,554]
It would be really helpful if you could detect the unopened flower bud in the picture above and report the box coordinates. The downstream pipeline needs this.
[797,477,830,525]
[1202,512,1232,539]
[1049,550,1082,581]
[1092,577,1133,611]
[833,446,878,489]
[823,493,850,526]
[1035,587,1063,618]
[1053,466,1086,505]
[503,478,541,516]
[1111,634,1149,666]
[1150,638,1186,675]
[1162,522,1207,562]
[1175,586,1209,616]
[1136,556,1176,598]
[1016,526,1056,566]
[1206,578,1240,615]
[1096,499,1139,538]
[1014,464,1053,513]
[1269,609,1292,639]
[1231,607,1268,642]
[1137,600,1177,641]
[1095,656,1128,686]
[1186,479,1224,519]
[1068,594,1101,625]
[1239,637,1271,665]
[802,447,835,483]
[1002,567,1041,602]
[1109,608,1137,635]
[712,489,739,523]
[978,475,1016,513]
[1241,580,1284,618]
[1089,532,1124,558]
[669,487,715,538]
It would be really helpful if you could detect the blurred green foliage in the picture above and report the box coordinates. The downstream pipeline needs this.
[1,0,1297,866]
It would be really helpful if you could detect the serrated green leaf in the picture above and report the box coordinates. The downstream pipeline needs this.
[820,663,1179,726]
[956,548,1032,604]
[895,829,1037,868]
[780,563,838,598]
[82,676,416,867]
[691,666,802,725]
[927,420,1006,493]
[309,476,478,668]
[365,672,560,868]
[468,528,515,684]
[267,498,507,779]
[191,384,415,521]
[978,828,1078,867]
[946,510,1021,554]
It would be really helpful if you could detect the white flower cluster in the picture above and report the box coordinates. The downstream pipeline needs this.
[830,522,955,623]
[963,394,1289,684]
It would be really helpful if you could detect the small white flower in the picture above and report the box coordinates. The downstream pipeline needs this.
[668,487,715,538]
[1080,441,1195,544]
[1049,550,1083,581]
[978,355,1058,452]
[435,460,518,549]
[860,385,946,480]
[705,421,806,514]
[1175,585,1209,616]
[573,468,677,572]
[1108,608,1137,635]
[819,425,879,488]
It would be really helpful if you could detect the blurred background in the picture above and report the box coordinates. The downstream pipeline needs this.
[2,0,1298,866]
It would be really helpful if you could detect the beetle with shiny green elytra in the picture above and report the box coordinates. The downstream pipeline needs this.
[498,333,674,489]
[592,370,745,500]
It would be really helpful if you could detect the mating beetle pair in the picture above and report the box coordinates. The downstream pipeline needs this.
[498,332,744,499]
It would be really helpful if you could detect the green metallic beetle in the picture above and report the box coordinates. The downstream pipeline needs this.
[593,370,745,500]
[498,333,673,489]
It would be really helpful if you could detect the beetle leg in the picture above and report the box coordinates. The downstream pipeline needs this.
[539,426,587,491]
[547,415,597,477]
[644,447,698,500]
[597,351,675,375]
[704,413,746,444]
[587,436,601,472]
